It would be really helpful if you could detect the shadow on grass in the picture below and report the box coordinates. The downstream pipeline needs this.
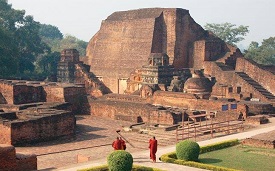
[199,158,222,164]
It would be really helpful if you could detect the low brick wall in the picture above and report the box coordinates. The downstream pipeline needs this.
[10,111,75,145]
[90,99,181,125]
[245,116,269,125]
[0,123,11,144]
[242,138,274,149]
[0,144,17,171]
[0,144,37,171]
[16,153,37,171]
[242,130,275,149]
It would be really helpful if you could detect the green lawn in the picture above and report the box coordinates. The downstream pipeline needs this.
[199,145,275,171]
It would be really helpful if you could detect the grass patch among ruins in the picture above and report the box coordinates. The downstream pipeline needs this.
[199,145,275,171]
[160,139,275,171]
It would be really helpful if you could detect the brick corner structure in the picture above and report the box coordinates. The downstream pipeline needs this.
[0,144,37,171]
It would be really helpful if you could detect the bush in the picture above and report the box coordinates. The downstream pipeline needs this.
[78,164,164,171]
[107,150,133,171]
[176,140,200,161]
[160,139,241,171]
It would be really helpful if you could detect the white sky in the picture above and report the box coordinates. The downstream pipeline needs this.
[8,0,275,48]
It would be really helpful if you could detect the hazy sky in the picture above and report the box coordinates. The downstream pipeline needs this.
[8,0,275,48]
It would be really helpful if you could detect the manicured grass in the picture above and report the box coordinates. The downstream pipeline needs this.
[199,145,275,171]
[78,164,165,171]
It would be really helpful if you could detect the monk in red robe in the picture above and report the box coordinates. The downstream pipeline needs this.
[119,137,126,150]
[112,137,122,150]
[149,136,157,162]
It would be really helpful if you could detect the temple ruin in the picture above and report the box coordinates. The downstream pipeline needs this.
[79,8,275,124]
[1,7,275,145]
[0,7,275,170]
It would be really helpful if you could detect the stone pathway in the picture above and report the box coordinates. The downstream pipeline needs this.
[21,116,275,171]
[52,118,275,171]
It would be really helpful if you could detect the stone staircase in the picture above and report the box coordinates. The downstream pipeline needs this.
[236,72,275,100]
[125,129,178,147]
[215,62,234,71]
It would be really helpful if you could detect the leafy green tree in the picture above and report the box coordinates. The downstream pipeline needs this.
[204,22,249,46]
[0,27,18,77]
[59,34,88,56]
[35,51,60,76]
[244,37,275,65]
[39,24,63,40]
[0,0,87,80]
[0,0,49,78]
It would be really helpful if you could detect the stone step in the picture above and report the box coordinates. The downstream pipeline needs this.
[236,72,275,100]
[128,135,176,146]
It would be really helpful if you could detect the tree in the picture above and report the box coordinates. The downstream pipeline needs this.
[204,22,249,46]
[39,24,63,40]
[42,34,87,56]
[0,0,49,77]
[244,37,275,65]
[0,27,18,77]
[35,51,60,76]
[0,0,88,79]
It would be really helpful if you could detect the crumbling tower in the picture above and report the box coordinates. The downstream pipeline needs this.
[141,53,174,85]
[57,49,80,83]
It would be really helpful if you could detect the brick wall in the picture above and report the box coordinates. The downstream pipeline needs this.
[152,91,198,109]
[0,122,11,144]
[0,144,37,171]
[0,144,16,171]
[13,85,44,104]
[86,18,156,93]
[10,111,75,145]
[63,87,89,114]
[16,153,37,171]
[85,8,207,93]
[0,81,14,104]
[90,99,181,125]
[242,139,274,149]
[151,91,248,120]
[43,86,65,102]
[236,58,275,95]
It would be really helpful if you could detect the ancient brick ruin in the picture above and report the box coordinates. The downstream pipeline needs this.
[242,130,275,149]
[0,144,37,171]
[1,7,275,146]
[1,7,275,170]
[0,80,85,145]
[55,8,275,126]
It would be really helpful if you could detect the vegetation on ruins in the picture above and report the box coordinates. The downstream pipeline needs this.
[204,22,249,46]
[176,140,200,161]
[244,37,275,65]
[0,0,87,80]
[160,139,241,171]
[107,150,133,171]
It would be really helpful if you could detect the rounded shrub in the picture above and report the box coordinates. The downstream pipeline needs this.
[107,150,133,171]
[176,140,200,161]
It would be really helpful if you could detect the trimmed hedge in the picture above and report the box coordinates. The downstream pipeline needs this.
[176,140,200,161]
[107,150,133,171]
[78,164,164,171]
[160,139,241,171]
[78,164,108,171]
[200,139,239,154]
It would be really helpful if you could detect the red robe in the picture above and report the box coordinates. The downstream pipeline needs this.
[112,139,122,150]
[120,139,126,150]
[149,139,157,161]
